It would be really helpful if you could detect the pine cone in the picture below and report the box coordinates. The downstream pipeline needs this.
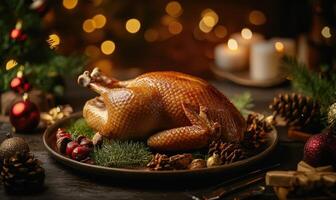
[243,113,272,149]
[269,93,320,128]
[147,153,193,170]
[147,153,171,170]
[208,141,245,164]
[1,151,45,193]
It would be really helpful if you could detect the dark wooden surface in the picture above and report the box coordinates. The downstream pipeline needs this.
[1,78,307,200]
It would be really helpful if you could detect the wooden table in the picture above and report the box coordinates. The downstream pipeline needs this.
[1,78,306,200]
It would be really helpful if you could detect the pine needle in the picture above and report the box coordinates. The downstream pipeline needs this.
[93,140,152,168]
[231,92,254,116]
[67,118,95,139]
[283,57,336,114]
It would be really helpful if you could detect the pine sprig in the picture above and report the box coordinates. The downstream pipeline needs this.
[93,140,153,168]
[67,118,95,140]
[231,92,254,117]
[283,57,336,114]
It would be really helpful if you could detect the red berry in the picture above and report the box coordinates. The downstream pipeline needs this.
[10,77,31,94]
[66,141,79,156]
[72,145,91,161]
[10,29,21,40]
[56,128,71,139]
[57,136,72,154]
[79,137,93,148]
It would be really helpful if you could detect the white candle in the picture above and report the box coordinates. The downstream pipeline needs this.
[270,38,296,57]
[232,28,264,49]
[250,41,284,80]
[214,38,248,71]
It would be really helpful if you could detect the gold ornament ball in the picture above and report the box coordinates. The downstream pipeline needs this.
[0,137,30,160]
[206,153,222,167]
[188,159,207,170]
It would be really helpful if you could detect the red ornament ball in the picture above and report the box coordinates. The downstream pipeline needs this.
[303,131,336,167]
[10,28,22,40]
[10,29,27,41]
[10,76,31,94]
[9,100,40,132]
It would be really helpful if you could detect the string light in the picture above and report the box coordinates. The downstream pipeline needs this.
[249,10,266,25]
[228,39,238,50]
[6,59,18,71]
[199,20,212,33]
[321,26,332,38]
[47,34,61,49]
[168,21,183,35]
[125,18,141,33]
[144,29,159,42]
[241,28,253,40]
[274,42,284,52]
[199,8,218,33]
[62,0,78,10]
[214,25,227,38]
[201,9,218,24]
[101,40,116,55]
[165,1,183,18]
[92,14,106,29]
[82,19,96,33]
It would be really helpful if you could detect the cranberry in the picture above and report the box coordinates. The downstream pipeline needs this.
[79,138,93,148]
[57,136,72,154]
[71,145,91,161]
[66,141,79,156]
[56,128,71,139]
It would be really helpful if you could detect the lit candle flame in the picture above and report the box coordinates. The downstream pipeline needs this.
[241,28,252,40]
[274,42,284,52]
[228,39,238,50]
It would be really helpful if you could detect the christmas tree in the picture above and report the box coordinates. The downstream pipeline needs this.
[0,0,85,95]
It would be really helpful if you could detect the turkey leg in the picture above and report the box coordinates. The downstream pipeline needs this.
[147,104,220,151]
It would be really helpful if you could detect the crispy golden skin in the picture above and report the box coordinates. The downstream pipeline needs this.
[80,70,246,151]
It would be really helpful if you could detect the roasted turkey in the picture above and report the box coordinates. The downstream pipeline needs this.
[78,68,246,151]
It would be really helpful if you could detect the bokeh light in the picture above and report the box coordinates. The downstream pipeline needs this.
[82,19,96,33]
[125,18,141,33]
[241,28,252,40]
[199,20,212,33]
[6,59,18,71]
[321,26,332,38]
[249,10,266,25]
[165,1,183,18]
[101,40,116,55]
[228,39,238,50]
[168,21,183,35]
[93,14,106,29]
[201,9,218,25]
[62,0,78,10]
[144,29,159,42]
[274,42,284,52]
[47,34,61,49]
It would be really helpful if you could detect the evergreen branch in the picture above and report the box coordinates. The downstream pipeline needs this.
[93,140,153,168]
[231,92,254,117]
[283,57,336,113]
[67,118,95,139]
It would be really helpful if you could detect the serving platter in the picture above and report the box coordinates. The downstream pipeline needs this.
[43,112,278,180]
[211,64,287,88]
